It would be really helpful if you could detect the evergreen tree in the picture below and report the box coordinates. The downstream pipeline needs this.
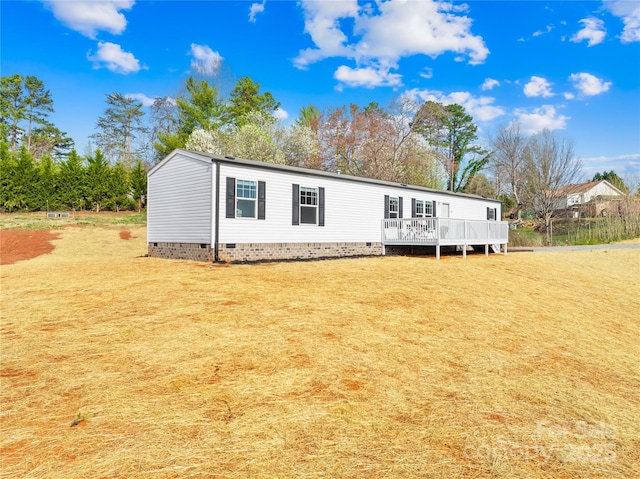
[92,93,147,168]
[412,102,486,191]
[85,149,111,212]
[58,150,86,211]
[30,124,74,160]
[593,170,629,194]
[24,76,54,153]
[130,159,147,212]
[4,146,38,211]
[154,77,226,159]
[107,162,130,212]
[0,74,26,150]
[36,154,61,211]
[225,77,280,128]
[0,142,13,210]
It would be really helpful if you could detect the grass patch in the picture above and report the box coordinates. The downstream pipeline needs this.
[0,211,146,230]
[1,226,639,478]
[510,215,640,247]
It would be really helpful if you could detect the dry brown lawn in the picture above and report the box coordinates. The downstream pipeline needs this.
[1,226,639,478]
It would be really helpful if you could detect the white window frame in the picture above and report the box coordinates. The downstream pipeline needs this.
[415,200,433,218]
[236,179,257,218]
[389,196,399,218]
[300,186,318,224]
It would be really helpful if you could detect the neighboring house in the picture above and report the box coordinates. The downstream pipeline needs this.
[556,180,626,217]
[147,149,508,262]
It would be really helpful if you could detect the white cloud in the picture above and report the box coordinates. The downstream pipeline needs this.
[353,1,489,65]
[405,88,505,123]
[294,0,488,86]
[189,44,223,76]
[274,108,288,121]
[294,0,359,70]
[126,93,155,107]
[569,72,612,96]
[481,78,499,91]
[513,105,569,135]
[570,17,606,46]
[43,0,134,39]
[524,76,554,98]
[604,0,640,43]
[249,0,266,23]
[581,153,640,177]
[420,67,433,80]
[533,25,553,37]
[334,65,403,88]
[87,42,144,74]
[564,92,575,100]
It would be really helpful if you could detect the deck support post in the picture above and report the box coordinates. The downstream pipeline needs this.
[504,243,507,256]
[485,244,489,256]
[463,244,467,258]
[436,244,440,260]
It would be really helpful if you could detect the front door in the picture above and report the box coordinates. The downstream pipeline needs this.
[441,203,450,218]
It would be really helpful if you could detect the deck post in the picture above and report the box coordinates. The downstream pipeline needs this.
[463,219,467,259]
[485,244,489,256]
[436,244,440,260]
[504,243,507,256]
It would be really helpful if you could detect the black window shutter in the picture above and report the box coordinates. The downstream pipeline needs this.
[292,184,300,225]
[399,197,403,218]
[226,177,236,218]
[487,207,491,220]
[432,200,437,217]
[384,195,389,219]
[318,187,325,227]
[258,181,266,220]
[411,198,416,217]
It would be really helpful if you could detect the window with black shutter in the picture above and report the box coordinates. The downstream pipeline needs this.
[294,184,325,226]
[227,177,265,219]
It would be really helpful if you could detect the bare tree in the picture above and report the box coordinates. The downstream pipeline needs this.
[489,123,528,222]
[525,129,583,243]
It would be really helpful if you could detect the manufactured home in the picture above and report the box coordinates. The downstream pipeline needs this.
[147,149,508,262]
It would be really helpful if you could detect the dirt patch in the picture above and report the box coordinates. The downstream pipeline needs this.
[0,230,60,265]
[119,230,132,240]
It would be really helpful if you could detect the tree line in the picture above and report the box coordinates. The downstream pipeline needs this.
[0,143,146,213]
[4,72,633,235]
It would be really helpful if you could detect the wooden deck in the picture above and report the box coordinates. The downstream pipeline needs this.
[381,218,509,259]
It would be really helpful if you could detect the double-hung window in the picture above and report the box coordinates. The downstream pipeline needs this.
[412,198,435,218]
[425,201,433,217]
[300,187,318,224]
[292,184,325,226]
[236,180,257,218]
[226,177,266,220]
[389,197,399,218]
[384,195,403,219]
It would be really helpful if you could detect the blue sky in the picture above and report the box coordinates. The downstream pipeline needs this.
[2,0,639,179]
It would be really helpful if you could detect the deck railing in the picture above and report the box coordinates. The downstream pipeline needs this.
[381,218,509,256]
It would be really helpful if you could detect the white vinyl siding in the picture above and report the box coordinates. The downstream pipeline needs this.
[217,162,501,244]
[147,150,502,247]
[147,152,212,243]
